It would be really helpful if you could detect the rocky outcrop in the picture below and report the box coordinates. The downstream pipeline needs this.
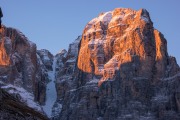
[56,36,81,78]
[0,26,48,115]
[52,36,81,119]
[37,49,54,71]
[56,8,180,120]
[0,88,48,120]
[78,8,169,84]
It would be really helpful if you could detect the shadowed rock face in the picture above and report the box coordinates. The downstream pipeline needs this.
[56,8,180,120]
[0,88,48,120]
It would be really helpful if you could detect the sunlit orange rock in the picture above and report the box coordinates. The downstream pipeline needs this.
[77,8,172,86]
[0,38,11,66]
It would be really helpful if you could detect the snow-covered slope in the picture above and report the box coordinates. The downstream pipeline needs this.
[0,81,43,112]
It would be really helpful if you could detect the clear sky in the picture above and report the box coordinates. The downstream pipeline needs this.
[0,0,180,64]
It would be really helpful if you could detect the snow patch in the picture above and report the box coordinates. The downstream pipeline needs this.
[87,79,99,84]
[4,37,12,45]
[0,83,43,112]
[110,15,124,23]
[162,72,180,81]
[141,16,150,23]
[88,38,105,45]
[37,53,43,65]
[66,58,76,63]
[89,11,112,25]
[52,102,62,118]
[85,12,112,34]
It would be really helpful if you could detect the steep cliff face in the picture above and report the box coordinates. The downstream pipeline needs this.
[0,26,48,116]
[57,8,180,120]
[37,49,54,71]
[52,36,81,118]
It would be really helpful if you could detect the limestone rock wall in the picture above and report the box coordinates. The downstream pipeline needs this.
[57,8,180,120]
[0,26,48,105]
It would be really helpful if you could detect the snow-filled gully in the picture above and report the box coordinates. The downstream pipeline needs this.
[42,57,57,118]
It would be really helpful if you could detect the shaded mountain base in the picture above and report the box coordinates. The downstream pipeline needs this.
[0,88,48,120]
[57,69,180,120]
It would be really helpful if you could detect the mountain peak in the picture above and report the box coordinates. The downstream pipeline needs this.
[78,8,157,84]
[57,8,180,120]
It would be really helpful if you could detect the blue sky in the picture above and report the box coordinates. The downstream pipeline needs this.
[0,0,180,64]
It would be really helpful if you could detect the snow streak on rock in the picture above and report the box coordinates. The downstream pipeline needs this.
[42,57,57,118]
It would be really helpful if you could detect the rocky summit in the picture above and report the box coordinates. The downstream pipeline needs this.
[0,8,180,120]
[57,8,180,120]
